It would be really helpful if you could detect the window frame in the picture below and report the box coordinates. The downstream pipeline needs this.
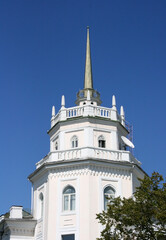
[71,135,78,148]
[103,186,115,210]
[52,136,59,151]
[61,234,75,240]
[55,140,58,150]
[39,192,44,219]
[98,135,106,148]
[62,185,76,212]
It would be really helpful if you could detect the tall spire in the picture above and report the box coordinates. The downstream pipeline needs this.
[84,26,93,89]
[75,27,101,106]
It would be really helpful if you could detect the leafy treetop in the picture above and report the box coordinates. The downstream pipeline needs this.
[96,172,166,240]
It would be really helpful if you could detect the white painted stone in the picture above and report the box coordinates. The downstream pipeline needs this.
[61,95,65,108]
[120,105,125,126]
[112,95,116,110]
[9,206,23,219]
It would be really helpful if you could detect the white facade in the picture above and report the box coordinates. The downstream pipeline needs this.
[0,28,145,240]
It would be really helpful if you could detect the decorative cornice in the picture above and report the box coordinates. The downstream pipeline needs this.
[29,158,140,182]
[2,219,37,237]
[48,163,131,180]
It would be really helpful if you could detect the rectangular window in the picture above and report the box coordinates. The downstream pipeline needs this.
[62,234,75,240]
[70,194,75,210]
[104,196,108,210]
[99,140,105,148]
[75,140,78,147]
[64,195,69,211]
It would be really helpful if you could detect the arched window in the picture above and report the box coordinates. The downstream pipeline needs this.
[98,135,106,148]
[104,186,115,210]
[63,186,75,211]
[71,136,78,148]
[39,192,44,218]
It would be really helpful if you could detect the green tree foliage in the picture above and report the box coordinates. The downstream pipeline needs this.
[96,172,166,240]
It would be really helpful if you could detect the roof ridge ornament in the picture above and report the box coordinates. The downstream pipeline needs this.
[51,106,55,119]
[112,95,117,110]
[61,95,65,109]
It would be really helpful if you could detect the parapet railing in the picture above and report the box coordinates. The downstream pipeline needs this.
[51,104,124,128]
[36,147,140,168]
[66,106,84,118]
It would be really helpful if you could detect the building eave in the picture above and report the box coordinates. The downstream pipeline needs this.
[28,158,146,182]
[48,115,129,135]
[0,218,37,238]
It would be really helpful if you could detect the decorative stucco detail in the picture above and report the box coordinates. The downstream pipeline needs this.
[47,164,131,180]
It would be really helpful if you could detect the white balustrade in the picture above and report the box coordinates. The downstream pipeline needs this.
[66,106,84,118]
[51,105,121,127]
[36,147,139,169]
[51,112,60,127]
[95,106,111,118]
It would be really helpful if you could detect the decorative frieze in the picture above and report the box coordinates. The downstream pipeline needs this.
[48,163,131,180]
[2,219,36,237]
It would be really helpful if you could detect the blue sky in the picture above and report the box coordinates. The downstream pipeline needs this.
[0,0,166,215]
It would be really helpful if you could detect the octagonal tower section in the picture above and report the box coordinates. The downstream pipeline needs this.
[28,28,145,240]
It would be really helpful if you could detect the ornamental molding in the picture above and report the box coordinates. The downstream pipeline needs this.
[3,219,36,237]
[48,163,131,180]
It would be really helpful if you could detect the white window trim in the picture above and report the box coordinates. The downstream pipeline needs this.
[98,135,106,148]
[71,135,78,148]
[56,177,79,240]
[37,184,45,223]
[99,177,122,212]
[62,185,76,212]
[103,185,115,210]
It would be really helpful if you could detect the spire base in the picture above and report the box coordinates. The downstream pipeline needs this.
[75,88,102,106]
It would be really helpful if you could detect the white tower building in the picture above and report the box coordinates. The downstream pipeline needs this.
[0,28,145,240]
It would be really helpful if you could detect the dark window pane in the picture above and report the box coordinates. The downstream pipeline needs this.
[63,186,75,194]
[104,186,115,194]
[62,234,75,240]
[75,140,78,147]
[99,140,105,148]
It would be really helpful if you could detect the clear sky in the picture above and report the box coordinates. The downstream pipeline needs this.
[0,0,166,215]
